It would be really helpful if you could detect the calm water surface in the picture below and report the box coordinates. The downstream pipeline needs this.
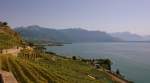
[46,43,150,83]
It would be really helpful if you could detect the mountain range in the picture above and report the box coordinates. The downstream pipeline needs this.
[14,25,150,43]
[111,32,150,41]
[14,25,121,43]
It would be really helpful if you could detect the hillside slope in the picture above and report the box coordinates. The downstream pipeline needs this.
[0,54,115,83]
[0,22,22,49]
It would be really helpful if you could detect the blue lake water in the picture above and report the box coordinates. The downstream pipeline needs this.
[46,42,150,83]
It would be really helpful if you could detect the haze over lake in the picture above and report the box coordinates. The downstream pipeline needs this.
[47,42,150,83]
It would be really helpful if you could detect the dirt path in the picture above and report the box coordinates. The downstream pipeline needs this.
[0,70,18,83]
[0,47,21,83]
[98,69,129,83]
[1,47,21,56]
[106,72,127,83]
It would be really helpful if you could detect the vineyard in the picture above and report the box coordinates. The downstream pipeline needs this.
[0,52,114,83]
[0,24,22,49]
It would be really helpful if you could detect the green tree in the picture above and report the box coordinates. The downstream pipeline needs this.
[72,56,76,60]
[96,59,112,70]
[116,69,120,75]
[103,59,112,70]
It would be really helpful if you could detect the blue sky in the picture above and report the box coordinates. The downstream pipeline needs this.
[0,0,150,35]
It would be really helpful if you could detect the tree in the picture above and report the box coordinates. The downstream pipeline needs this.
[95,59,112,70]
[116,69,121,75]
[72,56,76,60]
[34,46,46,53]
[104,59,112,71]
[28,42,34,47]
[3,22,8,26]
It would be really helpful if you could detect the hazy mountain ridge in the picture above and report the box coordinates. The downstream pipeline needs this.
[14,25,71,43]
[14,26,121,43]
[59,28,121,42]
[143,36,150,41]
[111,32,150,41]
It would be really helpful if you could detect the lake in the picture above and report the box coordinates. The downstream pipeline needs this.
[46,42,150,83]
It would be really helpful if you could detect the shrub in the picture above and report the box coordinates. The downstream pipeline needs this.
[72,56,76,60]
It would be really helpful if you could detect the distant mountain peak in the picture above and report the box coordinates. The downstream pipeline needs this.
[26,25,42,30]
[61,28,88,31]
[27,25,40,28]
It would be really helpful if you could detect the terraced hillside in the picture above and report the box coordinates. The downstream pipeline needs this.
[0,53,116,83]
[0,22,22,49]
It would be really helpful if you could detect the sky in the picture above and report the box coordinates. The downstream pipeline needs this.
[0,0,150,36]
